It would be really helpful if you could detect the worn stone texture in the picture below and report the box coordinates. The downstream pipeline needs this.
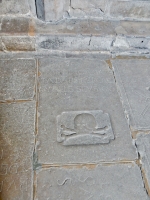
[44,0,70,22]
[0,59,36,101]
[35,19,117,36]
[36,19,150,38]
[36,163,149,200]
[1,36,35,51]
[112,59,150,131]
[37,57,136,164]
[0,102,35,200]
[37,35,113,51]
[136,133,150,194]
[69,0,106,18]
[112,36,150,50]
[0,0,30,15]
[110,1,150,20]
[0,37,3,51]
[37,0,150,22]
[0,17,30,36]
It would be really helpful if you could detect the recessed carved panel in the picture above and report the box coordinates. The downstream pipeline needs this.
[57,110,114,145]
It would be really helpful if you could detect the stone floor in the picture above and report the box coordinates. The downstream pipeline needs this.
[0,52,150,200]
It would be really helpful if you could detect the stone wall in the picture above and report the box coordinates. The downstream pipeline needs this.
[0,0,150,200]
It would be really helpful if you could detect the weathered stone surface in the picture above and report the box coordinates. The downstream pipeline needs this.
[0,17,30,35]
[44,0,70,22]
[0,0,30,15]
[36,19,150,37]
[127,37,150,50]
[37,35,113,51]
[119,21,150,37]
[37,57,136,164]
[112,59,150,131]
[0,102,35,200]
[0,59,36,101]
[35,19,117,36]
[110,1,150,19]
[1,36,35,51]
[0,37,3,51]
[136,133,150,194]
[69,0,106,18]
[113,36,129,49]
[36,163,148,200]
[113,36,150,50]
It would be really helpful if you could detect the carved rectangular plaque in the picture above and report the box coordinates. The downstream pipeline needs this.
[57,110,114,145]
[37,56,136,164]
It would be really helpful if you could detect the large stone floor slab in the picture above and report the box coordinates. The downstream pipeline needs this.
[112,59,150,131]
[36,163,148,200]
[136,133,150,194]
[0,102,35,200]
[0,59,36,101]
[37,57,136,164]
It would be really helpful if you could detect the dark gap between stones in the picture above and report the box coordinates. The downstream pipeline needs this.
[35,0,45,21]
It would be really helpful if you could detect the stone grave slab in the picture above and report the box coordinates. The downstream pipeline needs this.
[37,57,136,164]
[36,163,148,200]
[0,59,36,101]
[0,102,35,200]
[136,133,150,193]
[112,59,150,131]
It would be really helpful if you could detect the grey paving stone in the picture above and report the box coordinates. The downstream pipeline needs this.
[0,0,30,15]
[0,102,35,200]
[136,133,150,194]
[37,57,136,164]
[0,59,36,101]
[112,59,150,131]
[36,163,148,200]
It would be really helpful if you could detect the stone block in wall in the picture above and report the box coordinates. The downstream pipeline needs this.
[69,0,106,18]
[117,21,150,37]
[112,59,150,131]
[0,0,30,15]
[36,164,149,200]
[0,17,30,36]
[0,37,3,51]
[44,0,70,22]
[110,1,150,20]
[0,59,36,101]
[0,102,35,200]
[36,35,114,51]
[36,18,150,38]
[1,36,35,51]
